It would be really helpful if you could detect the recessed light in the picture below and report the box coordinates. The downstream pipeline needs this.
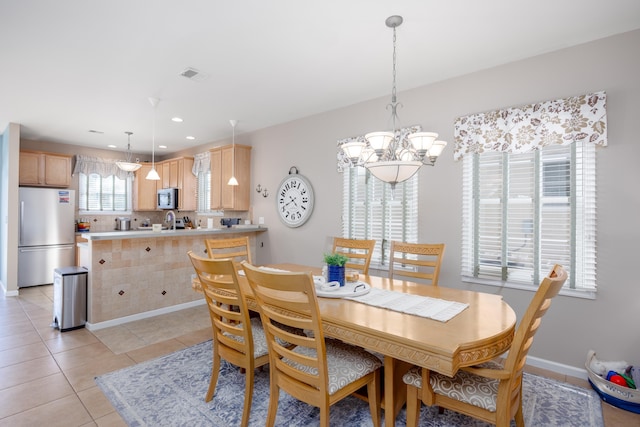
[107,144,117,148]
[171,117,183,123]
[186,136,195,140]
[159,145,167,149]
[88,129,104,134]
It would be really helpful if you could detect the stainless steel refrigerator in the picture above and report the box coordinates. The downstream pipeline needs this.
[18,188,76,287]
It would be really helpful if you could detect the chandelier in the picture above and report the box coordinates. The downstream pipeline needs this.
[341,15,447,188]
[115,131,142,172]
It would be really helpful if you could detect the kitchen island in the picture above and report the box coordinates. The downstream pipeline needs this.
[77,226,267,329]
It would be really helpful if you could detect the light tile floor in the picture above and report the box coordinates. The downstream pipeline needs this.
[0,285,637,426]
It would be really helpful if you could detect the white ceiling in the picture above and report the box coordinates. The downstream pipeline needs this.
[2,0,640,155]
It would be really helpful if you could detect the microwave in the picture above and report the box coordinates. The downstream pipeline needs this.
[157,188,178,209]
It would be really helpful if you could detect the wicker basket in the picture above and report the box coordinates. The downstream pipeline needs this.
[586,351,640,413]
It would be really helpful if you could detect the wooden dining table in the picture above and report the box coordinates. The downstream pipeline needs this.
[194,263,517,426]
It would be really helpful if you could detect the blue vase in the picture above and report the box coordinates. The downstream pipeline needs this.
[327,265,345,286]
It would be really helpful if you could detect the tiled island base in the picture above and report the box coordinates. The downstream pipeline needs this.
[80,228,266,328]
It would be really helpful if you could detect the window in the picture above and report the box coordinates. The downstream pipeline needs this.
[197,171,211,212]
[342,167,418,269]
[78,173,130,212]
[462,142,596,293]
[456,91,607,296]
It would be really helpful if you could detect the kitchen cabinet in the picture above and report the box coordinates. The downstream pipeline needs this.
[133,163,159,211]
[157,157,196,211]
[19,150,72,187]
[210,144,251,211]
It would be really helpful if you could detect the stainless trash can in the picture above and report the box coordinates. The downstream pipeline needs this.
[53,266,88,331]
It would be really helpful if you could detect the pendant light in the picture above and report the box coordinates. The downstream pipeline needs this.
[115,131,141,172]
[146,97,161,180]
[227,119,239,186]
[341,15,447,189]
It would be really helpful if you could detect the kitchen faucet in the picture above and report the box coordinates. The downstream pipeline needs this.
[165,210,176,230]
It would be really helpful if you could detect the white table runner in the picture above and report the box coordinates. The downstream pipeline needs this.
[252,267,468,322]
[346,288,468,322]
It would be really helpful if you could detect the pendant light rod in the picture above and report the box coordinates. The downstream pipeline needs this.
[146,97,161,180]
[116,131,142,172]
[228,119,239,186]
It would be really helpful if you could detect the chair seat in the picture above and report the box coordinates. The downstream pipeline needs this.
[402,361,503,412]
[223,318,270,358]
[286,338,383,395]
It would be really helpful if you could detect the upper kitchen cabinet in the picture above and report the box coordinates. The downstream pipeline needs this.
[210,144,251,211]
[19,150,72,187]
[133,163,159,211]
[158,157,196,211]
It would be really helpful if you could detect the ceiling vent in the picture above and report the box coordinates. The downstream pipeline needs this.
[180,67,209,82]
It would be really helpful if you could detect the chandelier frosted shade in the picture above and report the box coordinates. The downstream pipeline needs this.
[341,141,366,161]
[116,161,141,172]
[365,132,395,152]
[428,141,448,157]
[408,132,438,152]
[364,160,422,187]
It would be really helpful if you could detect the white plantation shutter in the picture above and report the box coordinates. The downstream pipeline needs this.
[461,141,597,292]
[342,167,418,268]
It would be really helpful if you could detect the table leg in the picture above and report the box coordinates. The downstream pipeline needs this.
[384,356,413,427]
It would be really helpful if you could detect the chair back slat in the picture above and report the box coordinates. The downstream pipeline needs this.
[332,237,376,274]
[205,236,252,266]
[389,241,445,285]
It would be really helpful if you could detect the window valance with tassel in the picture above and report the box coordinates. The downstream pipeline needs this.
[192,151,210,176]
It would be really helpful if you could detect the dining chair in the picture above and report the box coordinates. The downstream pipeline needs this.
[242,261,383,427]
[331,237,376,275]
[205,236,252,266]
[402,264,567,427]
[187,251,268,427]
[389,241,445,285]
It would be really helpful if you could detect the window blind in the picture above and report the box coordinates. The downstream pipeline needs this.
[461,141,597,291]
[78,173,129,212]
[342,167,418,268]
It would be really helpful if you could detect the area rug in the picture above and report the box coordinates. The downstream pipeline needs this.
[96,340,604,426]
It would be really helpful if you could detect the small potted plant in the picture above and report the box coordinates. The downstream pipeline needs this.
[323,252,349,286]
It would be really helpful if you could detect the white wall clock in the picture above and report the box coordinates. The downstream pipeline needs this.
[276,167,314,228]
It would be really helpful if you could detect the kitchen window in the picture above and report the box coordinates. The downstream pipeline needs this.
[456,91,607,297]
[78,172,131,212]
[196,171,211,212]
[342,167,418,269]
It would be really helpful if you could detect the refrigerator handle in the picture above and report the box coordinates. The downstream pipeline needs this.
[20,201,24,246]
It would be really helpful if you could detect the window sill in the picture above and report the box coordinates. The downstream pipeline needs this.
[78,210,132,216]
[461,276,596,300]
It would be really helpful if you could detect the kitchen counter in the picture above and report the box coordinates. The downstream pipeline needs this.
[79,226,267,329]
[78,225,267,241]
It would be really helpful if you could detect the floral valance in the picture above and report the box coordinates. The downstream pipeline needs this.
[192,151,210,176]
[453,91,607,161]
[335,125,421,172]
[72,155,131,180]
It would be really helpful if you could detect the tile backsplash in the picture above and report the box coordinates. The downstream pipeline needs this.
[76,211,249,232]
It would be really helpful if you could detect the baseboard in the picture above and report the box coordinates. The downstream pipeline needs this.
[86,299,206,331]
[526,355,588,380]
